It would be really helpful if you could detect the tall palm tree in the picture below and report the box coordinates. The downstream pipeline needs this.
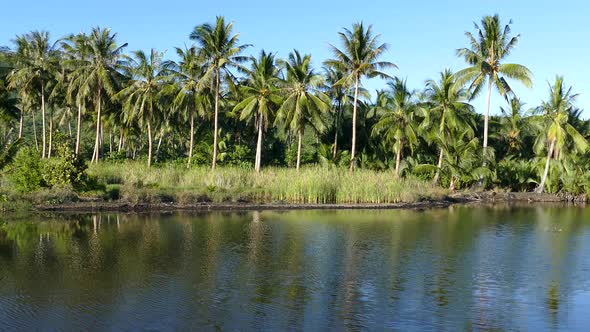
[116,49,166,167]
[62,32,91,156]
[372,78,419,177]
[233,51,281,173]
[7,31,59,158]
[67,27,127,163]
[423,69,474,185]
[456,14,532,171]
[324,63,348,159]
[163,46,210,168]
[277,50,330,170]
[325,22,396,171]
[190,16,250,170]
[535,76,588,193]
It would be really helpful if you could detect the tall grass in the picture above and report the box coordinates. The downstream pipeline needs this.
[87,161,447,204]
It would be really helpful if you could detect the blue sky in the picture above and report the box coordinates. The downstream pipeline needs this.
[1,0,589,117]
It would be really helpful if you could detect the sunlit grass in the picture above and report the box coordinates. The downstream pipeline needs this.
[87,161,447,204]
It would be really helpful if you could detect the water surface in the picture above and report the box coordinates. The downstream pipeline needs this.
[1,206,590,330]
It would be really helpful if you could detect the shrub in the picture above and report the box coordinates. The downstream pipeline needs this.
[8,147,43,193]
[28,184,78,205]
[41,143,88,189]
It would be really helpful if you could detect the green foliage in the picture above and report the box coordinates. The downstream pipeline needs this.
[495,158,537,192]
[41,143,87,188]
[8,147,43,193]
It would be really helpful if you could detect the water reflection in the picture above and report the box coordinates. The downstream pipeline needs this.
[1,207,590,330]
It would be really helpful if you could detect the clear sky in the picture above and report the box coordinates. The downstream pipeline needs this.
[1,0,588,117]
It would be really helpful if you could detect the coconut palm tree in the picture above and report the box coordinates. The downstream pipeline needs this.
[372,78,419,177]
[163,46,210,168]
[190,16,250,170]
[497,98,531,157]
[324,63,348,159]
[67,27,127,163]
[116,49,166,167]
[325,22,396,171]
[7,31,59,158]
[534,76,588,193]
[233,51,281,173]
[437,129,481,190]
[456,14,532,171]
[423,69,475,185]
[61,32,91,156]
[277,50,330,170]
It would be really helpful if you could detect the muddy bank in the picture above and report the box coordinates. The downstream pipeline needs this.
[452,191,587,203]
[33,191,587,213]
[36,199,459,213]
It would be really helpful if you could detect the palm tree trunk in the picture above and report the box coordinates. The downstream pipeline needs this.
[477,79,493,187]
[147,122,153,167]
[433,148,444,186]
[536,138,556,194]
[333,99,341,159]
[109,131,113,154]
[18,110,23,139]
[155,130,163,162]
[75,103,82,155]
[395,142,402,177]
[32,109,39,151]
[41,83,46,158]
[296,128,303,170]
[212,67,220,170]
[255,114,263,173]
[47,108,53,158]
[100,122,104,154]
[118,129,124,152]
[188,112,194,168]
[350,75,360,172]
[92,87,102,163]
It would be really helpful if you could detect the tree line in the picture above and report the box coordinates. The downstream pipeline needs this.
[0,14,588,194]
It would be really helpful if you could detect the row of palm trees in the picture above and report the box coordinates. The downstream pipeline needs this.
[0,15,587,194]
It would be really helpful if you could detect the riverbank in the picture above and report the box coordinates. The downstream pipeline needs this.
[33,191,588,213]
[2,162,587,213]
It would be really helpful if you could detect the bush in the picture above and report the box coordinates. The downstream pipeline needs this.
[41,143,88,189]
[28,184,78,205]
[8,147,43,193]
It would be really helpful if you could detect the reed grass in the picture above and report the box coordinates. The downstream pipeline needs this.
[87,161,447,204]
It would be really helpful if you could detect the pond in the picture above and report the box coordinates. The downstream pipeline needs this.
[1,206,590,330]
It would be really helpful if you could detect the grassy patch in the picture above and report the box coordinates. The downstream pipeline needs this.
[86,162,447,205]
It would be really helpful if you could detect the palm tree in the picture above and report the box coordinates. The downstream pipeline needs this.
[325,22,396,171]
[163,46,210,168]
[277,50,330,170]
[116,49,166,167]
[456,14,532,170]
[7,31,59,158]
[62,32,91,156]
[372,78,419,177]
[497,98,530,157]
[535,76,588,193]
[190,16,250,170]
[423,69,474,185]
[233,51,281,173]
[437,129,482,190]
[324,64,348,159]
[67,27,127,163]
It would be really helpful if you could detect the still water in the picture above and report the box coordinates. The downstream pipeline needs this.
[1,206,590,330]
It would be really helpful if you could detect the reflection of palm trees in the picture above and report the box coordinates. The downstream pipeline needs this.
[534,206,586,327]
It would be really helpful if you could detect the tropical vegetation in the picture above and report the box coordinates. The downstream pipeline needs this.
[1,14,589,209]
